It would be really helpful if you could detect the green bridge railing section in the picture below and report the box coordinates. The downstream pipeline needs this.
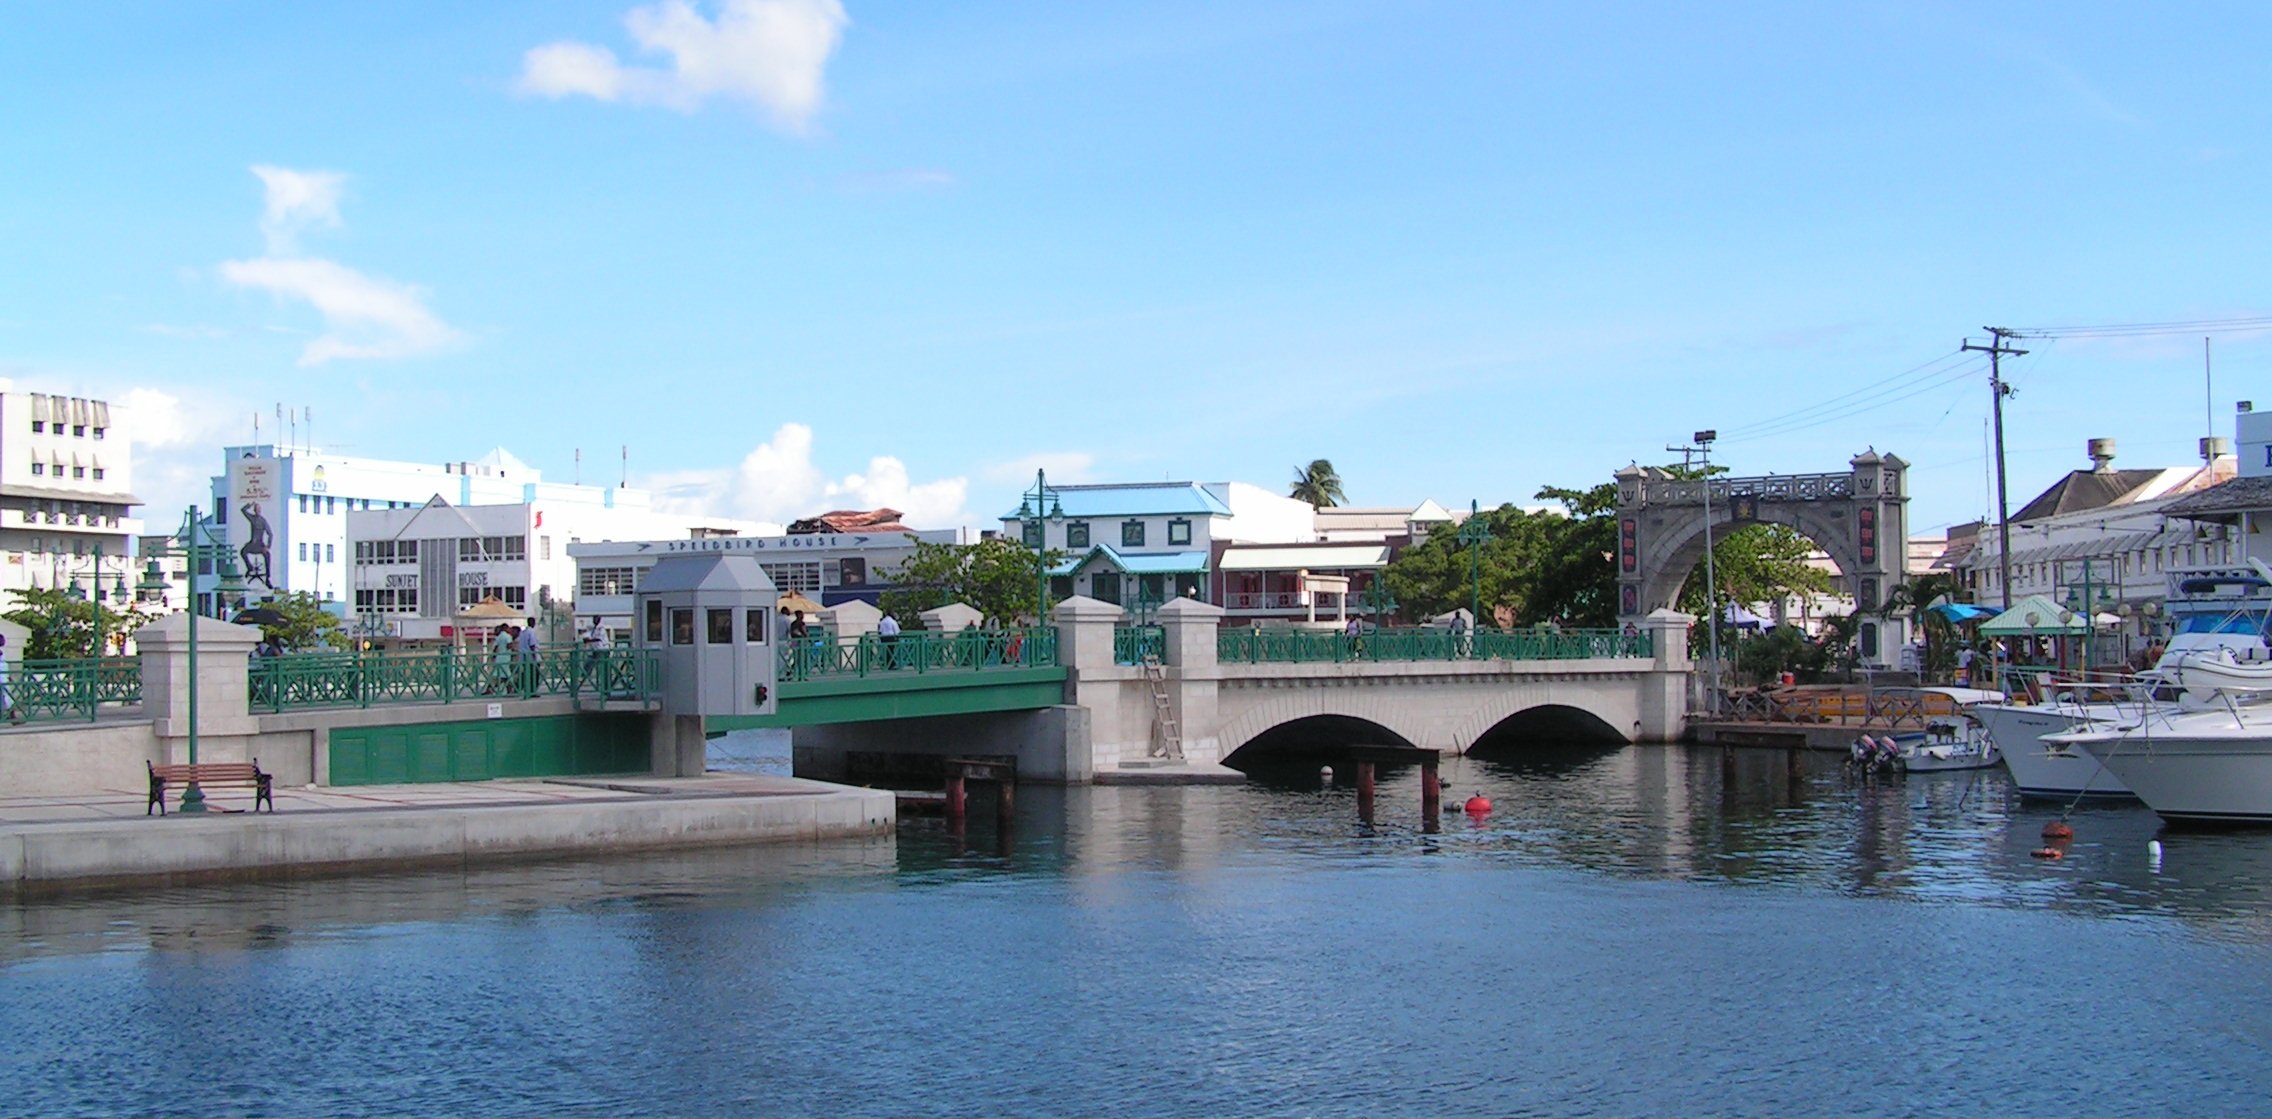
[778,627,1058,682]
[247,646,660,714]
[1216,626,1652,665]
[8,656,142,723]
[1113,625,1165,665]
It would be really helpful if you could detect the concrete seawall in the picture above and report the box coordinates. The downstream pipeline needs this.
[0,777,894,895]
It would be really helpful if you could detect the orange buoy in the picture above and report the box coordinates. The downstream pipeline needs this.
[2042,821,2075,841]
[2031,847,2065,860]
[1464,795,1492,815]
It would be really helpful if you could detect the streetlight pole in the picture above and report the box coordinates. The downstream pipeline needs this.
[1695,431,1723,701]
[138,506,248,813]
[1457,499,1493,631]
[1016,469,1064,625]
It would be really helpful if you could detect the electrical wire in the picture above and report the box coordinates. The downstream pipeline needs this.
[1715,349,1978,440]
[1717,358,1986,444]
[2012,315,2272,339]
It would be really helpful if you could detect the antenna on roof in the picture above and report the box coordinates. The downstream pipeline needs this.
[575,447,581,486]
[620,445,628,489]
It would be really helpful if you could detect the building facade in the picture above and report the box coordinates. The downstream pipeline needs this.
[568,527,977,630]
[0,389,143,607]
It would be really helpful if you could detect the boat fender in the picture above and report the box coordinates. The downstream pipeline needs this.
[1464,795,1492,815]
[2041,821,2074,841]
[2031,847,2065,860]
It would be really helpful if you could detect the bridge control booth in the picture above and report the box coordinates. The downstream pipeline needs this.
[635,552,780,774]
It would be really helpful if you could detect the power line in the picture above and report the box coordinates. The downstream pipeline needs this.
[2012,314,2272,339]
[1717,358,1985,444]
[1716,349,1978,440]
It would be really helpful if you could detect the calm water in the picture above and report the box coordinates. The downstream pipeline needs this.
[7,743,2272,1118]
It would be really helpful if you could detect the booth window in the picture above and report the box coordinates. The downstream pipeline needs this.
[644,599,663,643]
[745,608,770,644]
[671,608,695,645]
[708,608,734,644]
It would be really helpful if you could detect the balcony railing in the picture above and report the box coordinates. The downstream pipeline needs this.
[778,628,1058,682]
[1216,626,1652,664]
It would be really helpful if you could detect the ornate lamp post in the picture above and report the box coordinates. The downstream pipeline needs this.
[2061,557,2114,674]
[60,542,126,658]
[1456,499,1493,630]
[1014,469,1065,624]
[1131,580,1162,626]
[1362,575,1398,627]
[136,507,248,812]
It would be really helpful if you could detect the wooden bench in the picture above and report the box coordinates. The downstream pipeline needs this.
[147,760,274,815]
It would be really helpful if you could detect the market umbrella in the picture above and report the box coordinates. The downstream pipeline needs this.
[455,596,525,623]
[1926,602,1995,624]
[778,591,824,616]
[232,606,289,627]
[1977,594,2089,636]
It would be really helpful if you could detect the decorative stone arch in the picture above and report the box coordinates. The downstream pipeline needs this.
[1614,450,1911,666]
[1214,673,1651,759]
[1216,694,1431,761]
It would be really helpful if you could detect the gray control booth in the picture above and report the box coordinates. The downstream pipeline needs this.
[635,552,780,720]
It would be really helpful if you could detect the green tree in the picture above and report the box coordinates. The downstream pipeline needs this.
[1880,572,1967,682]
[1289,459,1347,508]
[879,538,1065,627]
[252,591,348,651]
[4,586,150,659]
[1677,523,1832,618]
[1381,489,1621,627]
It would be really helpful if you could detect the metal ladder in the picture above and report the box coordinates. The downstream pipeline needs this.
[1143,656,1184,760]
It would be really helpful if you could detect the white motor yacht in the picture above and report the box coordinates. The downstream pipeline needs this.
[2052,678,2272,825]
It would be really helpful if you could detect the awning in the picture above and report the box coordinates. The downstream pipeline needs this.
[1926,602,1995,624]
[0,483,145,505]
[1049,545,1210,576]
[1978,594,2090,636]
[1217,544,1390,571]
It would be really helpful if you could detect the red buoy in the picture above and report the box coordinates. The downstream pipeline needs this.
[1464,795,1492,815]
[2042,821,2075,841]
[2031,847,2065,860]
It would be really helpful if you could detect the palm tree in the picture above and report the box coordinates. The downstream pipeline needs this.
[1289,459,1347,508]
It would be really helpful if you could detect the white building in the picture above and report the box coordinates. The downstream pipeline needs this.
[569,526,978,630]
[203,444,759,617]
[347,491,764,641]
[1001,482,1318,611]
[0,388,144,606]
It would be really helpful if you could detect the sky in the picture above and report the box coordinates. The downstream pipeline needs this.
[3,1,2267,540]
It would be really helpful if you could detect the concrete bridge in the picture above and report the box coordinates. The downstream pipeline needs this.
[790,597,1693,782]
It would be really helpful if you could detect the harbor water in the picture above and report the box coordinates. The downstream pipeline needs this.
[6,742,2272,1117]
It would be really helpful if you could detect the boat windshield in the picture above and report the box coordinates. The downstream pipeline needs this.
[2173,611,2270,636]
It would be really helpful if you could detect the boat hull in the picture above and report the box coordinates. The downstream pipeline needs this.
[2082,736,2272,825]
[1969,703,2134,799]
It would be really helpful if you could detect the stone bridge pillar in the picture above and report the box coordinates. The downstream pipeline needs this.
[1636,608,1693,743]
[136,612,264,765]
[1157,596,1223,762]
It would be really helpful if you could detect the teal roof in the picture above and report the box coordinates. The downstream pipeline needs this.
[1050,545,1211,576]
[1003,482,1231,521]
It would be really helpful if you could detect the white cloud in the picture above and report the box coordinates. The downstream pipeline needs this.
[250,164,345,255]
[645,422,970,526]
[517,0,849,130]
[118,385,255,518]
[218,258,459,366]
[139,323,230,340]
[217,166,459,366]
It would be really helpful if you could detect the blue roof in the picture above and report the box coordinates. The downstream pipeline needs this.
[1050,545,1211,576]
[1003,482,1230,521]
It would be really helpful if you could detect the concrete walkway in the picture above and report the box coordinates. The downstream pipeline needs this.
[0,774,894,894]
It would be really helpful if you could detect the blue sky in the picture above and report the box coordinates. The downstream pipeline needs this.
[2,1,2265,538]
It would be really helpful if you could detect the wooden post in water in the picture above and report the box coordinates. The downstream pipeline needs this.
[1420,754,1442,833]
[996,774,1016,833]
[1356,760,1377,825]
[944,771,967,826]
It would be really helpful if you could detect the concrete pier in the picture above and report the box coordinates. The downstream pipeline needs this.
[0,774,892,895]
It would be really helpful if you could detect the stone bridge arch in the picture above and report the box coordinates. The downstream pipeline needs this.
[1613,450,1911,664]
[1213,672,1652,762]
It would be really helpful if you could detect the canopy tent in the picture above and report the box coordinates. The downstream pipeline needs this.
[1926,601,1996,624]
[1977,594,2089,636]
[1718,603,1769,630]
[777,591,824,616]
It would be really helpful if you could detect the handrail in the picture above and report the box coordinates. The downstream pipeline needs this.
[778,628,1059,681]
[9,656,142,723]
[1114,625,1165,665]
[246,646,660,713]
[1214,626,1652,664]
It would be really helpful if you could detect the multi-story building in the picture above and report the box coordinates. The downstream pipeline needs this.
[0,389,143,606]
[569,522,977,631]
[346,490,764,641]
[1001,482,1316,615]
[202,444,757,618]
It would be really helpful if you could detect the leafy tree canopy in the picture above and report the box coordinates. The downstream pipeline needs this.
[4,586,151,659]
[879,538,1066,627]
[1382,483,1620,627]
[249,591,348,651]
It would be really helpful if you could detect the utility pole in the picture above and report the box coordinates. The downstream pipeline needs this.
[1963,328,2027,610]
[1668,431,1722,712]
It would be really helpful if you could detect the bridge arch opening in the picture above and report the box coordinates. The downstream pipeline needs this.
[1465,704,1627,766]
[1224,715,1419,776]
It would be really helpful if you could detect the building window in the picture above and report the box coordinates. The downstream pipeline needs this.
[1066,521,1090,549]
[71,425,84,436]
[30,463,41,476]
[91,427,104,440]
[30,421,41,433]
[758,561,822,593]
[1050,575,1074,601]
[1167,519,1192,546]
[671,608,695,645]
[71,466,83,478]
[578,566,638,597]
[708,608,734,644]
[745,608,770,644]
[299,542,308,561]
[91,468,104,480]
[1121,520,1145,547]
[1022,520,1042,548]
[645,599,663,643]
[325,544,334,563]
[540,536,551,561]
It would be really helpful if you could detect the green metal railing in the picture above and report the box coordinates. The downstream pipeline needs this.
[778,627,1059,682]
[246,646,661,713]
[9,656,142,723]
[1114,625,1165,665]
[1215,626,1652,664]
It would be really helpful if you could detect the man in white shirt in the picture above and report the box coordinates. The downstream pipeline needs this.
[877,612,901,667]
[515,621,541,693]
[580,619,610,691]
[0,634,18,724]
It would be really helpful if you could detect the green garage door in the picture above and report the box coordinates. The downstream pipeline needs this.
[328,714,651,786]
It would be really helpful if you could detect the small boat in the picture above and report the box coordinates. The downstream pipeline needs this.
[1895,716,1999,772]
[2052,660,2272,824]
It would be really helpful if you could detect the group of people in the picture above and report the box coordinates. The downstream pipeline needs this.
[483,620,544,694]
